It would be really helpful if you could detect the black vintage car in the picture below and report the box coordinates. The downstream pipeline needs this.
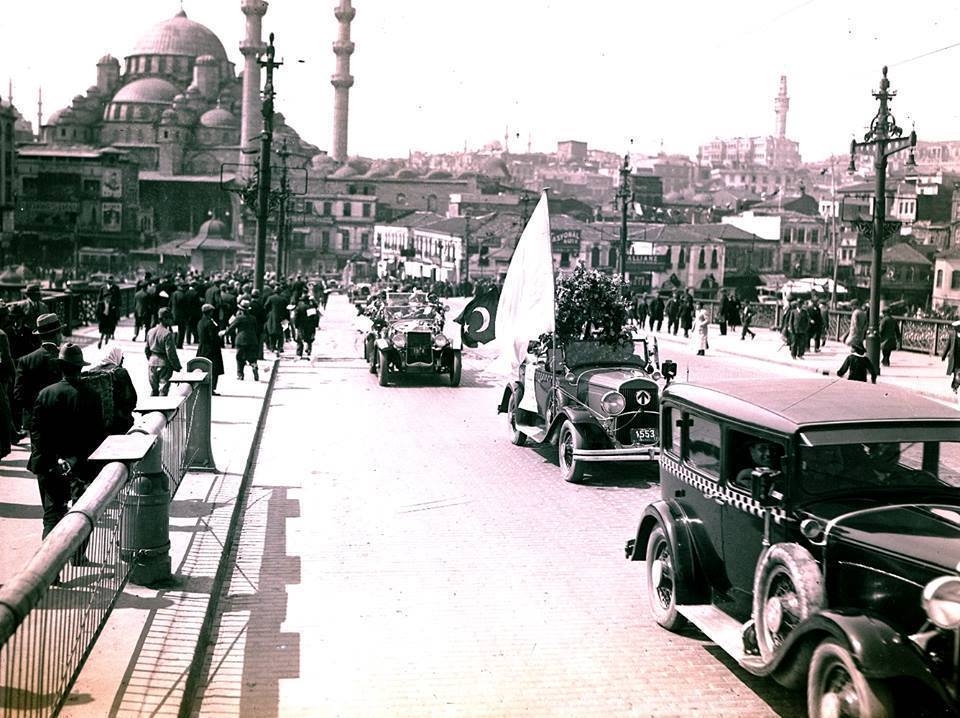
[369,302,461,387]
[497,336,676,482]
[626,378,960,717]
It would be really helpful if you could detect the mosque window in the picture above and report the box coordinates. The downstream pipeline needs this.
[678,248,685,268]
[163,130,169,139]
[698,248,706,269]
[711,248,718,269]
[113,105,121,120]
[60,128,66,138]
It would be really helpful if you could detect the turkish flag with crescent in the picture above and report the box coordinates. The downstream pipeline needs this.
[455,286,500,347]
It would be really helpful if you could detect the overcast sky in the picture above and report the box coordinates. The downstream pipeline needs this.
[3,0,960,162]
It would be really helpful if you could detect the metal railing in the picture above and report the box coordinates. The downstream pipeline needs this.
[0,285,136,336]
[0,359,214,717]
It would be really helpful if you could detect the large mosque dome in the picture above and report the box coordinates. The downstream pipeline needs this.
[130,10,228,61]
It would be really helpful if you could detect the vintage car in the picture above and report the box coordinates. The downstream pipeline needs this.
[369,302,461,387]
[625,378,960,717]
[497,336,676,483]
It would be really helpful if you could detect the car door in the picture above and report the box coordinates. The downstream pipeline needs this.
[720,429,787,619]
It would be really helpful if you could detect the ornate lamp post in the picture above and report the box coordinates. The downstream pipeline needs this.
[848,66,916,373]
[616,154,631,283]
[254,33,282,292]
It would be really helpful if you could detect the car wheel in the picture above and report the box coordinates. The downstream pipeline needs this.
[646,524,687,631]
[807,639,893,718]
[507,391,527,446]
[753,543,824,662]
[450,351,462,387]
[558,420,586,483]
[377,349,390,387]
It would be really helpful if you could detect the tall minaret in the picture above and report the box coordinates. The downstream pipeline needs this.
[240,0,268,172]
[331,0,355,163]
[774,75,789,139]
[37,87,42,140]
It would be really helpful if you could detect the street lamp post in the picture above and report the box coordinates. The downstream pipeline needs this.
[848,65,916,374]
[275,139,291,278]
[254,33,282,293]
[616,154,631,283]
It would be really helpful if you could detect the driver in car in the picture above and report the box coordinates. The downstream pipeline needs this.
[735,440,782,488]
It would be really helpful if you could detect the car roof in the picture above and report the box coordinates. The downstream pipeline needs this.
[662,378,960,438]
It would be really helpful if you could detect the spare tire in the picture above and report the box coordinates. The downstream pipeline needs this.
[753,542,823,663]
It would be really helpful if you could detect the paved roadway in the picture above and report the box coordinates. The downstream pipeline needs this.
[187,294,809,718]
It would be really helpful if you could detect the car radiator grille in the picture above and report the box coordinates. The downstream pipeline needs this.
[615,384,659,444]
[406,332,433,363]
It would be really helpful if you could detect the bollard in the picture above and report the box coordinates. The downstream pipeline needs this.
[170,358,217,471]
[120,437,172,586]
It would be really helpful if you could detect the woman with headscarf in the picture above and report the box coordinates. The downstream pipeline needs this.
[88,346,138,434]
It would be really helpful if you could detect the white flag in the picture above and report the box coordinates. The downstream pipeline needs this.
[488,191,555,376]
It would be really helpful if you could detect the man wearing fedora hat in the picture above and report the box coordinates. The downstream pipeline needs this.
[196,303,224,394]
[22,284,49,351]
[145,307,181,396]
[29,343,106,541]
[13,313,63,433]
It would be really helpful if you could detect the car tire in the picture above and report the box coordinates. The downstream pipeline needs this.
[558,420,587,483]
[646,524,687,631]
[377,349,390,387]
[807,639,893,718]
[450,351,462,387]
[753,543,823,663]
[507,391,527,446]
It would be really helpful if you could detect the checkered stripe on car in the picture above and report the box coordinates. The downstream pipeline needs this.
[661,456,789,525]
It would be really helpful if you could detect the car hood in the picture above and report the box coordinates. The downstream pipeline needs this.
[574,366,654,388]
[389,319,437,334]
[827,503,960,574]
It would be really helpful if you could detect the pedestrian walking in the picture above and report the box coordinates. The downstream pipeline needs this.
[196,303,225,394]
[837,343,877,383]
[85,347,138,435]
[717,289,730,336]
[221,301,260,381]
[634,294,648,331]
[679,292,694,338]
[648,294,664,332]
[13,313,63,433]
[293,295,320,359]
[879,306,902,367]
[665,293,680,335]
[845,301,868,348]
[28,343,106,543]
[740,303,756,340]
[942,320,960,396]
[144,308,181,396]
[693,302,709,356]
[95,276,121,349]
[809,298,825,353]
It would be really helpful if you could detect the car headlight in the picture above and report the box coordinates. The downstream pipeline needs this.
[652,370,663,381]
[434,334,449,347]
[393,333,407,348]
[922,575,960,629]
[600,391,626,415]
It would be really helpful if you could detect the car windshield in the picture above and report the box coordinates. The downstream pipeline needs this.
[799,440,960,495]
[384,305,437,322]
[563,339,650,368]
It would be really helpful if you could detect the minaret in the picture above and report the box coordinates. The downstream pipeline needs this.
[37,88,42,141]
[240,0,268,172]
[331,0,355,163]
[774,75,789,139]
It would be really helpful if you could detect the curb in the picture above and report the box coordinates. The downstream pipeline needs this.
[176,357,281,718]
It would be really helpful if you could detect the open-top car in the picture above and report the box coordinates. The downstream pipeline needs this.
[370,302,461,387]
[625,378,960,717]
[497,335,676,482]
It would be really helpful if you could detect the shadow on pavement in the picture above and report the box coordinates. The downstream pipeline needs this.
[0,501,42,518]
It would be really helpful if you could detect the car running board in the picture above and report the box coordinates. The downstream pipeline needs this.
[516,423,548,444]
[676,605,764,671]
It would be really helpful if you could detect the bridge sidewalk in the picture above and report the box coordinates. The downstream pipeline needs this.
[0,317,275,717]
[652,322,958,405]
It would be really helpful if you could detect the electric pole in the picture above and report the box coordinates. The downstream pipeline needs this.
[254,33,281,292]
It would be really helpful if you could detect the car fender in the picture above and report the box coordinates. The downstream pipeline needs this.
[498,382,522,414]
[546,406,609,446]
[626,500,707,605]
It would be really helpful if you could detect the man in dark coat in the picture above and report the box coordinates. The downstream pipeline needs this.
[942,321,960,391]
[220,301,260,381]
[648,294,664,332]
[665,293,680,335]
[96,276,121,349]
[28,343,106,540]
[13,313,63,432]
[265,288,289,356]
[196,303,225,394]
[879,306,902,367]
[838,343,877,383]
[132,281,151,341]
[717,289,730,336]
[170,283,191,348]
[293,295,320,359]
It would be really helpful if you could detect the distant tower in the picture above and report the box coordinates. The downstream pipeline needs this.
[331,0,355,163]
[504,125,509,154]
[37,87,42,139]
[240,0,269,170]
[774,75,789,139]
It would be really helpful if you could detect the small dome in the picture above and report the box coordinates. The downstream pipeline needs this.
[185,84,201,96]
[46,108,65,125]
[393,168,420,179]
[198,217,228,238]
[87,85,102,95]
[130,11,228,61]
[425,170,452,180]
[331,164,357,178]
[310,153,337,171]
[160,107,177,124]
[195,54,217,66]
[112,77,179,104]
[199,106,238,128]
[98,54,118,65]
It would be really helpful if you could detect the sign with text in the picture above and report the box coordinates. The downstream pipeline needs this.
[551,228,581,252]
[625,254,668,273]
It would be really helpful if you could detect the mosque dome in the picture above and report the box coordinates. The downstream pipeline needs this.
[425,170,452,180]
[111,77,179,104]
[331,164,357,178]
[198,217,229,238]
[199,106,238,128]
[393,168,420,179]
[480,157,510,178]
[98,54,119,65]
[130,10,228,61]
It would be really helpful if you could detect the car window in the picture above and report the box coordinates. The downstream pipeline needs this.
[563,340,649,368]
[685,414,721,479]
[728,430,785,490]
[799,440,960,495]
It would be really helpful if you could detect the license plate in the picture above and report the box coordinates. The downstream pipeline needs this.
[632,428,657,444]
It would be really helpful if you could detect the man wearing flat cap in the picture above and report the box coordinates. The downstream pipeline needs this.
[144,307,181,396]
[29,343,106,541]
[13,313,63,433]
